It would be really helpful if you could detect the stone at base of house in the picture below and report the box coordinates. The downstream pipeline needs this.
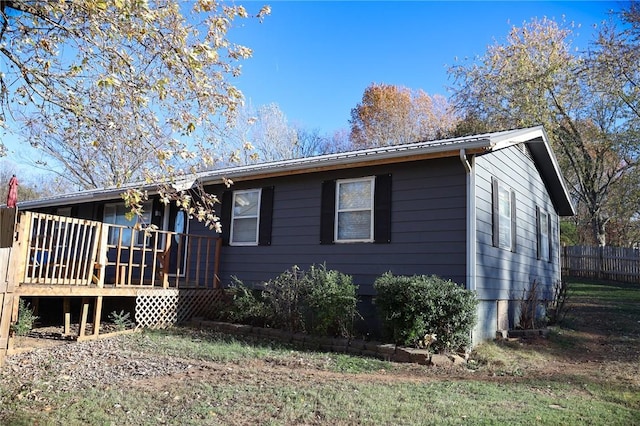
[430,353,467,367]
[188,320,468,367]
[496,329,509,340]
[507,328,549,338]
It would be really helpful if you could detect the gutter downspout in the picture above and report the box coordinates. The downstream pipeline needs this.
[459,149,476,293]
[461,148,478,346]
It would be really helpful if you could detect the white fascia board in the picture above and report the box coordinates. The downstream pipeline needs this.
[488,126,546,150]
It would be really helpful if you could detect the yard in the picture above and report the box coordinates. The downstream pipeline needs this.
[0,279,638,425]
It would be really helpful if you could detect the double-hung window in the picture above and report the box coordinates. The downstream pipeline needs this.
[104,201,153,246]
[231,189,262,245]
[320,174,391,245]
[492,178,516,251]
[335,177,375,242]
[537,207,551,261]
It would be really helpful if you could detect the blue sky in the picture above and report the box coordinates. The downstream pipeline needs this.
[0,0,625,178]
[229,1,624,135]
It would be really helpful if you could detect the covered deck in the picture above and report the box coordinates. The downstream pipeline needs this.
[0,210,223,362]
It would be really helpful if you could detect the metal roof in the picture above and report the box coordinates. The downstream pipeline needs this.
[17,126,575,215]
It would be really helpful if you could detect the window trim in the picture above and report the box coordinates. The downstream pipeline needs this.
[334,176,375,243]
[230,188,262,246]
[492,178,516,252]
[537,206,552,262]
[103,201,153,246]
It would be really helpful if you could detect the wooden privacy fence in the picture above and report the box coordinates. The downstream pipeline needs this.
[561,245,640,283]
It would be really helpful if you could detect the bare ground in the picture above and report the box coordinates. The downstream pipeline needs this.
[1,280,639,423]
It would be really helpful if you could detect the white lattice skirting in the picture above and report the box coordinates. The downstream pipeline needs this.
[135,289,224,329]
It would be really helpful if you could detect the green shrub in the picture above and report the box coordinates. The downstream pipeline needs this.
[11,299,39,336]
[108,310,135,331]
[225,277,270,327]
[374,273,478,352]
[262,266,308,332]
[227,265,359,337]
[305,264,359,337]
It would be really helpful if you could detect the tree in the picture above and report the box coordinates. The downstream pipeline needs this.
[349,83,458,148]
[0,161,51,203]
[224,103,341,166]
[0,1,270,227]
[449,16,640,246]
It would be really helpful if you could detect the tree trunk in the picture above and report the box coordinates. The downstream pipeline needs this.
[593,216,607,247]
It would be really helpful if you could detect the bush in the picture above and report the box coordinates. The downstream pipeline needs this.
[546,280,570,325]
[227,265,359,337]
[517,280,545,330]
[261,266,308,332]
[224,277,270,327]
[517,279,570,329]
[374,273,478,352]
[11,299,39,336]
[305,264,359,337]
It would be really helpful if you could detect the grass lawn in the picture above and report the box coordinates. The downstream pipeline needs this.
[1,279,638,425]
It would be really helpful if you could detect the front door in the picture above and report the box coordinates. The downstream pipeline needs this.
[167,205,188,276]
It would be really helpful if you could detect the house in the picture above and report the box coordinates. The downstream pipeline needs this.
[12,126,574,344]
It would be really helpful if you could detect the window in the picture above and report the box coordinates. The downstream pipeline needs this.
[492,178,516,251]
[320,174,391,245]
[231,189,261,245]
[103,201,152,245]
[220,187,274,247]
[335,177,375,242]
[537,207,551,261]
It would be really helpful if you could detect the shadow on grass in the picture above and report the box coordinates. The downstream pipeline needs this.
[481,279,640,365]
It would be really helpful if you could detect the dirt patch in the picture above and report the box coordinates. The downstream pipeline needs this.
[3,281,640,399]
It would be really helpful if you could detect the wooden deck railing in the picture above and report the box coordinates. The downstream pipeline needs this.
[15,211,221,289]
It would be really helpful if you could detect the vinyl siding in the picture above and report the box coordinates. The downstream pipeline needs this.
[211,158,468,296]
[474,144,561,339]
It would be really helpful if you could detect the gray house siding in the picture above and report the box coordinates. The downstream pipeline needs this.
[474,144,560,341]
[17,128,573,345]
[212,158,468,297]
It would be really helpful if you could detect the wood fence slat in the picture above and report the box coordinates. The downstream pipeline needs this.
[562,245,640,284]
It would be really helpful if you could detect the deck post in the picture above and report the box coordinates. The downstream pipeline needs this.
[63,297,71,335]
[78,297,90,338]
[213,237,222,289]
[92,296,103,337]
[162,236,171,289]
[10,212,32,288]
[0,293,15,365]
[93,222,107,288]
[6,295,20,352]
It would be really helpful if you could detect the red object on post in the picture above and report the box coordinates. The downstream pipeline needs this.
[6,175,18,208]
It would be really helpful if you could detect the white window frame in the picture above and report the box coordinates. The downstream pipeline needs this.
[230,188,262,246]
[104,201,153,246]
[335,176,375,243]
[539,209,550,262]
[497,182,512,250]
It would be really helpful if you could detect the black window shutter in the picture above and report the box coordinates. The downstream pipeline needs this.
[220,191,232,246]
[536,206,542,260]
[510,190,517,252]
[320,180,336,244]
[258,186,274,246]
[374,174,392,244]
[491,178,499,248]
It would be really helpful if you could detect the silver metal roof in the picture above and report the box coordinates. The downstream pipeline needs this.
[17,126,575,215]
